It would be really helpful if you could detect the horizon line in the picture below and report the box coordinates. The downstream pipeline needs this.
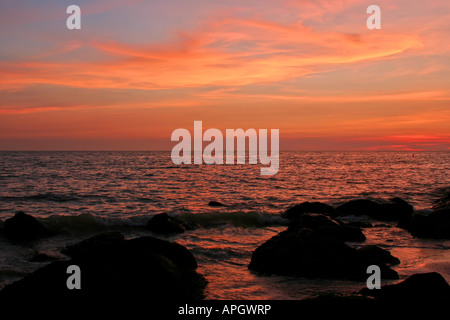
[1,150,448,152]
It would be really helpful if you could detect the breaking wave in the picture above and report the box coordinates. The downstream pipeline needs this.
[36,211,288,234]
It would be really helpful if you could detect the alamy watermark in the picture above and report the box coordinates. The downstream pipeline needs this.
[66,265,81,290]
[366,265,381,289]
[170,121,279,175]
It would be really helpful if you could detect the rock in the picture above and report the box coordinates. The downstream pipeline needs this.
[403,209,450,239]
[345,221,373,228]
[373,223,393,228]
[182,221,201,231]
[301,274,450,310]
[64,233,198,271]
[287,213,366,242]
[390,197,415,226]
[208,201,225,207]
[248,228,397,280]
[283,202,337,221]
[357,245,400,266]
[336,200,375,216]
[29,251,59,262]
[338,226,367,242]
[0,232,206,303]
[62,232,125,259]
[336,198,413,222]
[123,236,199,271]
[287,213,341,230]
[3,211,50,241]
[146,213,185,234]
[361,272,450,303]
[433,189,450,210]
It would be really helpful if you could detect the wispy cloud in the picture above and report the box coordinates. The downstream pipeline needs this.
[0,16,422,91]
[0,0,449,150]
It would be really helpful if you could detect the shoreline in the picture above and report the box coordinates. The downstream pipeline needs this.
[0,191,449,302]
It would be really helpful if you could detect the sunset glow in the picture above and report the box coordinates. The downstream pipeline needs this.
[1,0,449,150]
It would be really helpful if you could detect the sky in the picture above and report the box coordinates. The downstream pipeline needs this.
[0,0,449,151]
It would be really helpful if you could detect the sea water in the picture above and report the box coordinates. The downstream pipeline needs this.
[0,151,449,299]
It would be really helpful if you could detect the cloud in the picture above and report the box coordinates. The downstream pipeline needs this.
[0,0,449,150]
[0,14,422,92]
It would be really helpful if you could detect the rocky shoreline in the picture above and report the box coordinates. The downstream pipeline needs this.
[0,190,449,306]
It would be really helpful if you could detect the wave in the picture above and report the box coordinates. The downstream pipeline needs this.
[38,211,288,234]
[176,211,288,228]
[190,247,247,260]
[41,213,143,233]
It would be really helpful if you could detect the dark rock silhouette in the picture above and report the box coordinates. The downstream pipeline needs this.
[283,202,337,220]
[337,225,367,242]
[287,213,366,242]
[401,208,450,239]
[29,251,60,263]
[302,273,449,310]
[433,189,450,210]
[208,201,225,207]
[345,221,373,228]
[373,223,393,228]
[357,245,400,266]
[399,190,450,239]
[361,272,450,304]
[146,213,185,234]
[287,213,340,229]
[0,232,206,303]
[248,228,398,280]
[3,211,50,242]
[336,198,413,222]
[62,232,125,258]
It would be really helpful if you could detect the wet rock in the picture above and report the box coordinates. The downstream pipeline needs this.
[433,189,450,210]
[29,251,60,263]
[287,213,341,230]
[305,273,450,310]
[123,236,198,271]
[146,213,185,234]
[403,209,450,239]
[181,221,201,231]
[283,202,337,221]
[208,201,225,207]
[373,223,393,228]
[338,226,367,242]
[248,228,397,280]
[63,233,198,271]
[357,245,400,266]
[43,213,107,234]
[345,221,373,228]
[4,211,50,242]
[62,232,125,259]
[287,213,366,242]
[361,272,450,304]
[0,232,206,303]
[335,199,379,217]
[336,198,413,222]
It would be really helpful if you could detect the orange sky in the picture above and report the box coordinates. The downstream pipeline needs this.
[0,0,449,150]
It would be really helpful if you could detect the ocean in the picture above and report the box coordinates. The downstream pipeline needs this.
[0,151,449,299]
